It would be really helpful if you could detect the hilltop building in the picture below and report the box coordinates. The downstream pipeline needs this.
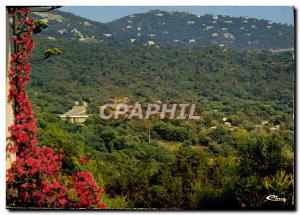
[59,101,90,124]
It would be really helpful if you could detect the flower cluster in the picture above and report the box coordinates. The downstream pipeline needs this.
[7,7,36,154]
[6,7,105,209]
[73,171,106,208]
[79,156,90,163]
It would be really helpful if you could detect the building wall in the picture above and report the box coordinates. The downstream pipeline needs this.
[74,117,87,123]
[61,116,88,124]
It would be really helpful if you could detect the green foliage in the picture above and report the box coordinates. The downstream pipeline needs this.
[101,195,129,209]
[235,176,266,208]
[32,9,294,50]
[237,135,293,177]
[263,170,294,202]
[34,20,49,34]
[44,47,63,59]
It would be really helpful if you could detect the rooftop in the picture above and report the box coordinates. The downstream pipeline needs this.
[60,102,89,118]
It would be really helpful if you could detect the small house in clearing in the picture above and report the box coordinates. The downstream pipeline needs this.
[59,102,90,124]
[110,97,129,104]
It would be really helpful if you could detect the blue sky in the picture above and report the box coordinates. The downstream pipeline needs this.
[60,6,294,25]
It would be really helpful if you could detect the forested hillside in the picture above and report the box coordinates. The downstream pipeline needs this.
[30,37,294,114]
[32,9,294,50]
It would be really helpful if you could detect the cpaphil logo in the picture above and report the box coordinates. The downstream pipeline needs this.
[99,103,200,120]
[266,195,286,203]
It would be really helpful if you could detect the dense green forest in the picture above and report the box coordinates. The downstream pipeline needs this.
[25,10,295,209]
[30,37,294,113]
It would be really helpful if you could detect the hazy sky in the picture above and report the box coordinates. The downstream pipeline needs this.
[60,6,294,25]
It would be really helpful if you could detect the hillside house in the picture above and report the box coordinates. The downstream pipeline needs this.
[59,102,90,124]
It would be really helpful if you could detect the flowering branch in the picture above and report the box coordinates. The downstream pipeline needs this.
[6,7,105,209]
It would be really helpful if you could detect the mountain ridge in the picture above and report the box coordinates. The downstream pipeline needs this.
[33,9,294,50]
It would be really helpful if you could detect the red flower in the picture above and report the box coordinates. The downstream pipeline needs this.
[6,7,105,209]
[79,156,90,163]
